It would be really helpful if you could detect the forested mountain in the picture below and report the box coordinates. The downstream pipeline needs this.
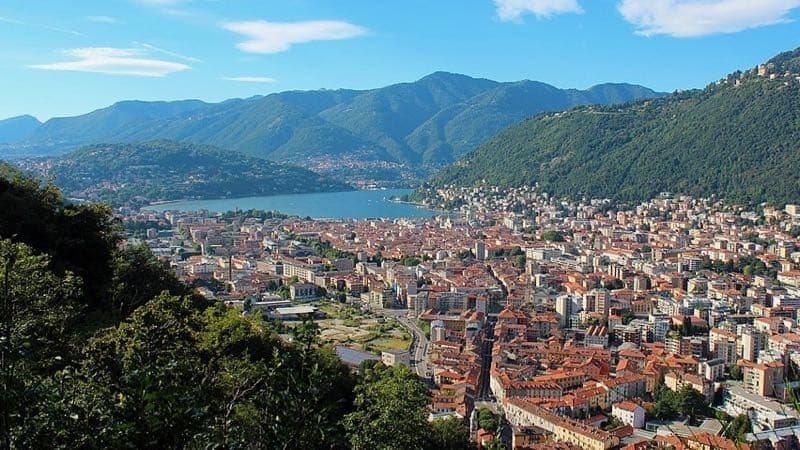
[19,140,351,205]
[418,48,800,206]
[0,165,461,449]
[2,73,662,180]
[0,114,41,143]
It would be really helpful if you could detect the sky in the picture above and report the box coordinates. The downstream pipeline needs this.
[1,0,799,121]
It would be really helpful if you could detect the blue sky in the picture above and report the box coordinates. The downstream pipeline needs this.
[1,0,799,120]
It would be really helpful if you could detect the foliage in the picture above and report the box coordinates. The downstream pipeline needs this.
[0,167,471,450]
[110,244,192,317]
[478,407,498,431]
[424,49,800,206]
[429,417,471,450]
[541,230,565,242]
[724,413,752,443]
[343,364,432,450]
[651,381,709,421]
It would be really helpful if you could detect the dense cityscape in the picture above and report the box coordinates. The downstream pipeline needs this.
[116,183,800,449]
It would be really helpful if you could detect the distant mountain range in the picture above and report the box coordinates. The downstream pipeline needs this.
[417,48,800,206]
[0,115,41,143]
[17,141,351,205]
[1,72,663,182]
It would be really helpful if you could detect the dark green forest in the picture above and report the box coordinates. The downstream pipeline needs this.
[0,164,467,449]
[420,48,800,206]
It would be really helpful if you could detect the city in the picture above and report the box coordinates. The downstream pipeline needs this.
[2,1,800,448]
[121,185,800,449]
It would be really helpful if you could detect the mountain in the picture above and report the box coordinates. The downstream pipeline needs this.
[3,73,663,182]
[20,140,351,205]
[0,114,41,143]
[417,48,800,206]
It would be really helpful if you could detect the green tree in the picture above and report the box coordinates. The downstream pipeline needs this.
[0,240,82,449]
[344,364,432,449]
[724,413,752,443]
[110,244,191,317]
[429,416,471,450]
[478,407,498,431]
[729,364,743,380]
[541,230,565,242]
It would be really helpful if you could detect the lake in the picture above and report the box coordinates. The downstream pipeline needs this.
[145,189,436,219]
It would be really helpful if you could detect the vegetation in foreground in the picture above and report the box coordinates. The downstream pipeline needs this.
[0,163,468,449]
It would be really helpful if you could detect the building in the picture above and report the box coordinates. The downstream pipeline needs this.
[740,359,784,398]
[723,384,798,431]
[612,401,645,428]
[504,398,620,450]
[475,242,487,261]
[584,325,609,348]
[290,282,318,300]
[381,349,410,367]
[698,358,725,381]
[664,371,713,402]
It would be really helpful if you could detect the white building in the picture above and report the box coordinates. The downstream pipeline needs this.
[612,401,645,429]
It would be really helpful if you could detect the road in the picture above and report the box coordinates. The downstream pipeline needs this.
[370,307,431,380]
[476,319,496,401]
[397,315,430,379]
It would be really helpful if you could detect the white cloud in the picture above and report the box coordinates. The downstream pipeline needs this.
[85,15,121,24]
[618,0,800,37]
[0,15,85,36]
[134,42,202,63]
[0,16,26,25]
[494,0,583,21]
[221,76,277,83]
[222,20,368,53]
[29,47,190,77]
[137,0,185,5]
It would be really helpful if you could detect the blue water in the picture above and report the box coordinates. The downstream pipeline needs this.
[145,189,435,219]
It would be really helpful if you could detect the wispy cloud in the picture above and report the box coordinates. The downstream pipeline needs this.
[134,42,202,63]
[222,20,368,53]
[29,47,190,77]
[221,76,277,83]
[136,0,186,6]
[618,0,800,37]
[494,0,583,21]
[0,15,26,25]
[85,15,121,24]
[0,14,85,36]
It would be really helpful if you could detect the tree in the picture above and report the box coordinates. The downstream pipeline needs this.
[65,295,354,449]
[429,416,471,450]
[110,244,191,317]
[729,364,743,380]
[0,240,82,449]
[483,438,505,450]
[343,364,432,449]
[515,255,526,269]
[724,413,752,443]
[478,407,497,431]
[541,230,564,242]
[676,384,708,419]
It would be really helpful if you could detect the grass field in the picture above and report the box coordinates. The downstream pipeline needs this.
[312,300,411,355]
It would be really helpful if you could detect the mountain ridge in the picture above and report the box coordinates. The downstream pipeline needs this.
[416,48,800,206]
[0,114,42,143]
[2,72,664,182]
